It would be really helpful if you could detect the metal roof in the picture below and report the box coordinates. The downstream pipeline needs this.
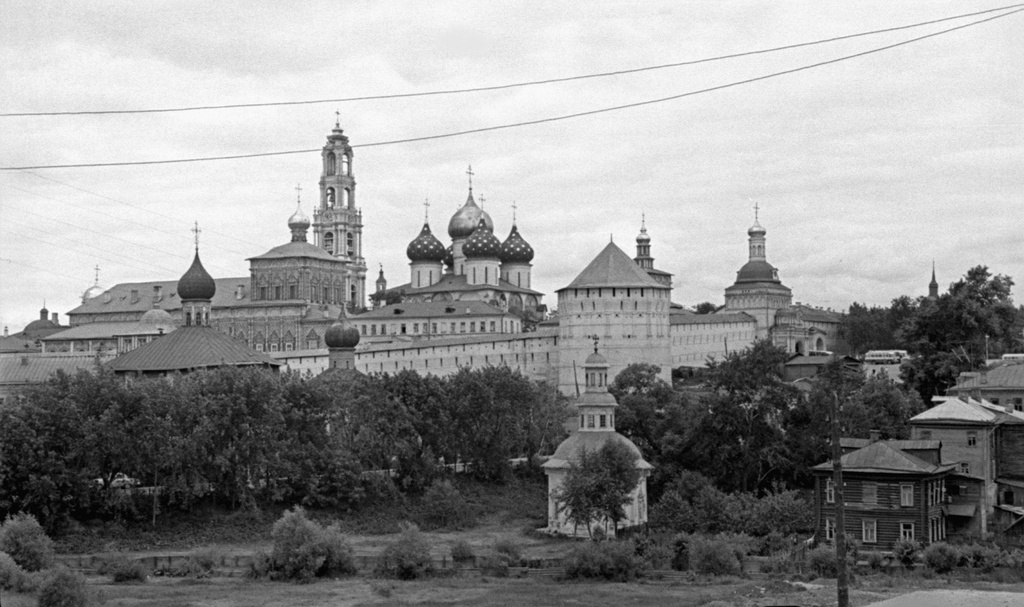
[913,396,1024,424]
[68,277,253,316]
[559,241,666,290]
[107,326,279,373]
[247,241,340,262]
[359,327,558,353]
[955,364,1024,390]
[399,273,544,297]
[669,310,757,326]
[356,300,511,320]
[813,441,954,475]
[42,322,139,341]
[0,354,101,385]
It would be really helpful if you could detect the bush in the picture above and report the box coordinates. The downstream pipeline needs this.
[38,568,88,607]
[563,541,646,581]
[99,554,147,583]
[670,533,690,571]
[375,523,433,580]
[264,507,356,582]
[169,548,221,578]
[631,536,673,570]
[419,480,475,530]
[0,513,55,572]
[923,542,959,574]
[0,550,27,591]
[807,546,838,578]
[759,551,792,574]
[690,535,742,576]
[865,550,885,571]
[892,539,922,569]
[492,539,523,566]
[959,543,1001,572]
[450,540,475,564]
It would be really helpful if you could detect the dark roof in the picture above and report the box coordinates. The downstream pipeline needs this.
[177,252,216,301]
[360,327,558,353]
[542,431,652,470]
[955,365,1024,390]
[734,260,781,284]
[669,309,757,326]
[790,303,843,323]
[107,326,279,373]
[248,240,339,262]
[559,242,666,290]
[42,322,139,341]
[400,273,544,297]
[813,441,955,475]
[0,354,101,386]
[840,438,942,451]
[68,277,255,317]
[356,301,511,320]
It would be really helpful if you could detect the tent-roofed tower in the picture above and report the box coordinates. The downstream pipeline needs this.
[929,262,939,300]
[555,240,671,395]
[723,209,792,338]
[312,118,368,308]
[542,344,653,536]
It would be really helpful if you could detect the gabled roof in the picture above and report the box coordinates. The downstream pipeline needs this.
[355,300,511,320]
[68,277,253,316]
[669,310,756,326]
[913,396,1024,424]
[558,242,666,290]
[42,322,140,341]
[107,326,279,373]
[359,327,558,353]
[841,438,941,451]
[955,364,1024,390]
[813,441,953,475]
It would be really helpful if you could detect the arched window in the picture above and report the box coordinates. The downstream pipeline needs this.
[324,232,334,254]
[341,155,350,175]
[341,188,350,207]
[326,187,336,207]
[326,152,336,176]
[346,232,354,255]
[350,284,357,304]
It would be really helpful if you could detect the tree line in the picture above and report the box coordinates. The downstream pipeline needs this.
[0,365,570,531]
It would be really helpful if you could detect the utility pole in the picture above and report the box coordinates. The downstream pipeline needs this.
[831,391,849,607]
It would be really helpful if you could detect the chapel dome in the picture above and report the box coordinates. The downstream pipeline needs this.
[325,318,360,348]
[448,193,493,239]
[140,307,175,327]
[462,219,501,259]
[498,224,534,264]
[287,203,310,231]
[406,223,446,262]
[636,225,651,243]
[584,351,609,367]
[177,252,217,301]
[82,284,104,302]
[735,260,779,283]
[748,219,766,237]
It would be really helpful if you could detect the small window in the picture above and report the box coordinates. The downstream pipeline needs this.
[587,415,595,428]
[863,483,877,505]
[460,322,466,333]
[919,430,932,440]
[255,344,264,352]
[490,321,496,332]
[599,415,607,428]
[826,479,835,504]
[825,519,835,541]
[863,520,877,544]
[960,462,971,474]
[400,324,407,335]
[901,484,914,507]
[900,522,915,541]
[432,323,437,333]
[967,432,977,447]
[470,321,476,332]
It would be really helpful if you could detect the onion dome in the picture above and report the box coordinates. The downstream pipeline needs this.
[748,219,766,237]
[325,318,360,348]
[584,350,608,367]
[177,252,217,301]
[636,223,651,244]
[735,260,779,283]
[499,224,535,264]
[463,219,501,259]
[443,245,454,268]
[406,223,446,262]
[288,203,310,232]
[82,284,104,302]
[448,192,494,239]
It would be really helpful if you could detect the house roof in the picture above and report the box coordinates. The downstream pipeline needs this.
[669,310,757,326]
[813,441,954,475]
[840,438,941,451]
[355,300,511,320]
[789,303,843,323]
[0,354,101,386]
[913,396,1024,424]
[107,326,279,373]
[247,241,340,262]
[542,431,653,470]
[955,364,1024,390]
[558,242,666,290]
[68,277,255,317]
[399,274,544,297]
[42,322,140,341]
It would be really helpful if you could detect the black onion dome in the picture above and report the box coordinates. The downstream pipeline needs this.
[406,223,446,262]
[448,193,494,239]
[325,319,360,348]
[735,260,779,283]
[463,219,501,259]
[443,245,454,268]
[498,224,534,264]
[177,252,216,301]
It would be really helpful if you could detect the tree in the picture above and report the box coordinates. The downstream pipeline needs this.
[555,441,642,537]
[693,302,719,314]
[369,288,404,307]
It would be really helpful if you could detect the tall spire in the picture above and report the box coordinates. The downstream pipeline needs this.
[929,261,939,299]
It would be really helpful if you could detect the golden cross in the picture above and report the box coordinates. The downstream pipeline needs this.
[466,164,474,192]
[191,221,201,251]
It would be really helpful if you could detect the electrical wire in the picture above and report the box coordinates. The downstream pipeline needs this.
[1,3,1021,118]
[2,7,1019,171]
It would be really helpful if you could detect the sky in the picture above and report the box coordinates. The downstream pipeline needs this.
[1,1,1022,331]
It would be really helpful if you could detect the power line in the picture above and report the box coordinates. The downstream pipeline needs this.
[0,257,85,284]
[2,7,1020,172]
[2,3,1020,118]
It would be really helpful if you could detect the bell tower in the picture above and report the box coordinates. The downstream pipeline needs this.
[312,115,367,309]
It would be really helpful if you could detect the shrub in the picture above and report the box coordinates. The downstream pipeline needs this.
[960,543,1001,572]
[807,546,838,578]
[923,542,959,574]
[632,536,673,570]
[376,523,433,580]
[690,535,742,576]
[0,513,55,572]
[759,551,792,574]
[892,539,922,569]
[248,551,272,579]
[492,539,523,566]
[169,548,220,578]
[563,541,646,581]
[0,550,27,591]
[38,568,88,607]
[479,554,511,577]
[99,554,148,583]
[419,480,475,530]
[670,533,691,571]
[450,540,475,564]
[865,550,885,571]
[757,531,791,557]
[267,507,357,582]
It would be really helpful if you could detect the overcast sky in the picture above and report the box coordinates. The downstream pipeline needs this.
[1,1,1021,331]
